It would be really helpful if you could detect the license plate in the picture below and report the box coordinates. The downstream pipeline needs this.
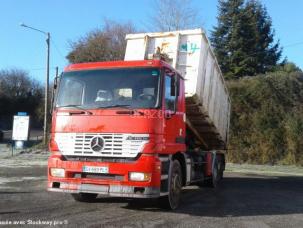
[82,166,109,174]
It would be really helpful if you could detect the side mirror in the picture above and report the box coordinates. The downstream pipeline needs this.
[50,75,60,115]
[170,76,176,97]
[172,76,179,115]
[53,76,59,90]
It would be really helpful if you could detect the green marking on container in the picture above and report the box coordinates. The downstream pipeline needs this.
[152,70,159,76]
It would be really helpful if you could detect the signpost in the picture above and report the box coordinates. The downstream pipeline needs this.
[12,113,30,154]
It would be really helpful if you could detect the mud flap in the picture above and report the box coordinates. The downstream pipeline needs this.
[159,155,171,195]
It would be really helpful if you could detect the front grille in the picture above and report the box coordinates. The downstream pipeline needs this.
[55,133,149,158]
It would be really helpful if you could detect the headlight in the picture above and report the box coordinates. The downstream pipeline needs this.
[50,168,65,177]
[129,172,151,182]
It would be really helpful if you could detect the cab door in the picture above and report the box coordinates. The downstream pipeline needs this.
[163,69,186,153]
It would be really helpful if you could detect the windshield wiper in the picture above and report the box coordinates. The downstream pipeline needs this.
[100,104,131,109]
[57,105,93,115]
[98,104,144,115]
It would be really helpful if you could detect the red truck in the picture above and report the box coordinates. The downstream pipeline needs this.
[48,29,231,209]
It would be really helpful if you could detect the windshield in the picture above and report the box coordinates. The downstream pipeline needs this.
[56,67,161,109]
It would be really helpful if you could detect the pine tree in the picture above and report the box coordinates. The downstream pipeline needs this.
[246,0,282,73]
[211,0,282,79]
[211,0,245,78]
[228,2,258,78]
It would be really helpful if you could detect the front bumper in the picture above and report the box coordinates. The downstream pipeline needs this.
[48,153,162,198]
[48,183,160,198]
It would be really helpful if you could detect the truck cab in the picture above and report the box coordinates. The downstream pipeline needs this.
[48,60,190,208]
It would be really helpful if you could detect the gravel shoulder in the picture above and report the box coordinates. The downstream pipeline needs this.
[226,163,303,176]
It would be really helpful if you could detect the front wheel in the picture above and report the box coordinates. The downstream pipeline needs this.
[159,160,182,210]
[71,193,98,202]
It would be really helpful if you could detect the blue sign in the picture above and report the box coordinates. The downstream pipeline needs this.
[17,112,28,116]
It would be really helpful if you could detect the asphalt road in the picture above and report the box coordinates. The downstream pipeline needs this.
[0,163,303,228]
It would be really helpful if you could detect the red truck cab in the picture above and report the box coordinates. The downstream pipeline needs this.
[48,60,224,209]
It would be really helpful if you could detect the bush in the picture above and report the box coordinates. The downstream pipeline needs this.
[227,71,303,165]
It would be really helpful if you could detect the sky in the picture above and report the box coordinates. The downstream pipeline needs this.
[0,0,303,83]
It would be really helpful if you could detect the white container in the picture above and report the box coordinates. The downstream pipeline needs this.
[125,29,231,149]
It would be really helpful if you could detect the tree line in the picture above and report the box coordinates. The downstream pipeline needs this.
[210,0,303,165]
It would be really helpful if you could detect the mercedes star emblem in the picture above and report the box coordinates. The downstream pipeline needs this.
[90,136,105,152]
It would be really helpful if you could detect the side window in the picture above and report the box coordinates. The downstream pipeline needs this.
[165,74,176,111]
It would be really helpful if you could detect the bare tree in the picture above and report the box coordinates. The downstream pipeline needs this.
[67,19,136,63]
[0,69,39,98]
[149,0,201,31]
[0,68,44,128]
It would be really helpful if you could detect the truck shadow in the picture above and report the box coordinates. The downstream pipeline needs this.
[120,173,303,217]
[0,191,32,194]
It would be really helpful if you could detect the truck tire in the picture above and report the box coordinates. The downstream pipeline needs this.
[216,154,225,180]
[159,160,182,210]
[0,130,3,142]
[71,193,98,202]
[218,161,224,180]
[204,160,219,188]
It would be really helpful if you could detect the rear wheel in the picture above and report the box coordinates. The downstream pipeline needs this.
[197,160,218,188]
[204,160,219,188]
[71,193,98,202]
[159,160,182,210]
